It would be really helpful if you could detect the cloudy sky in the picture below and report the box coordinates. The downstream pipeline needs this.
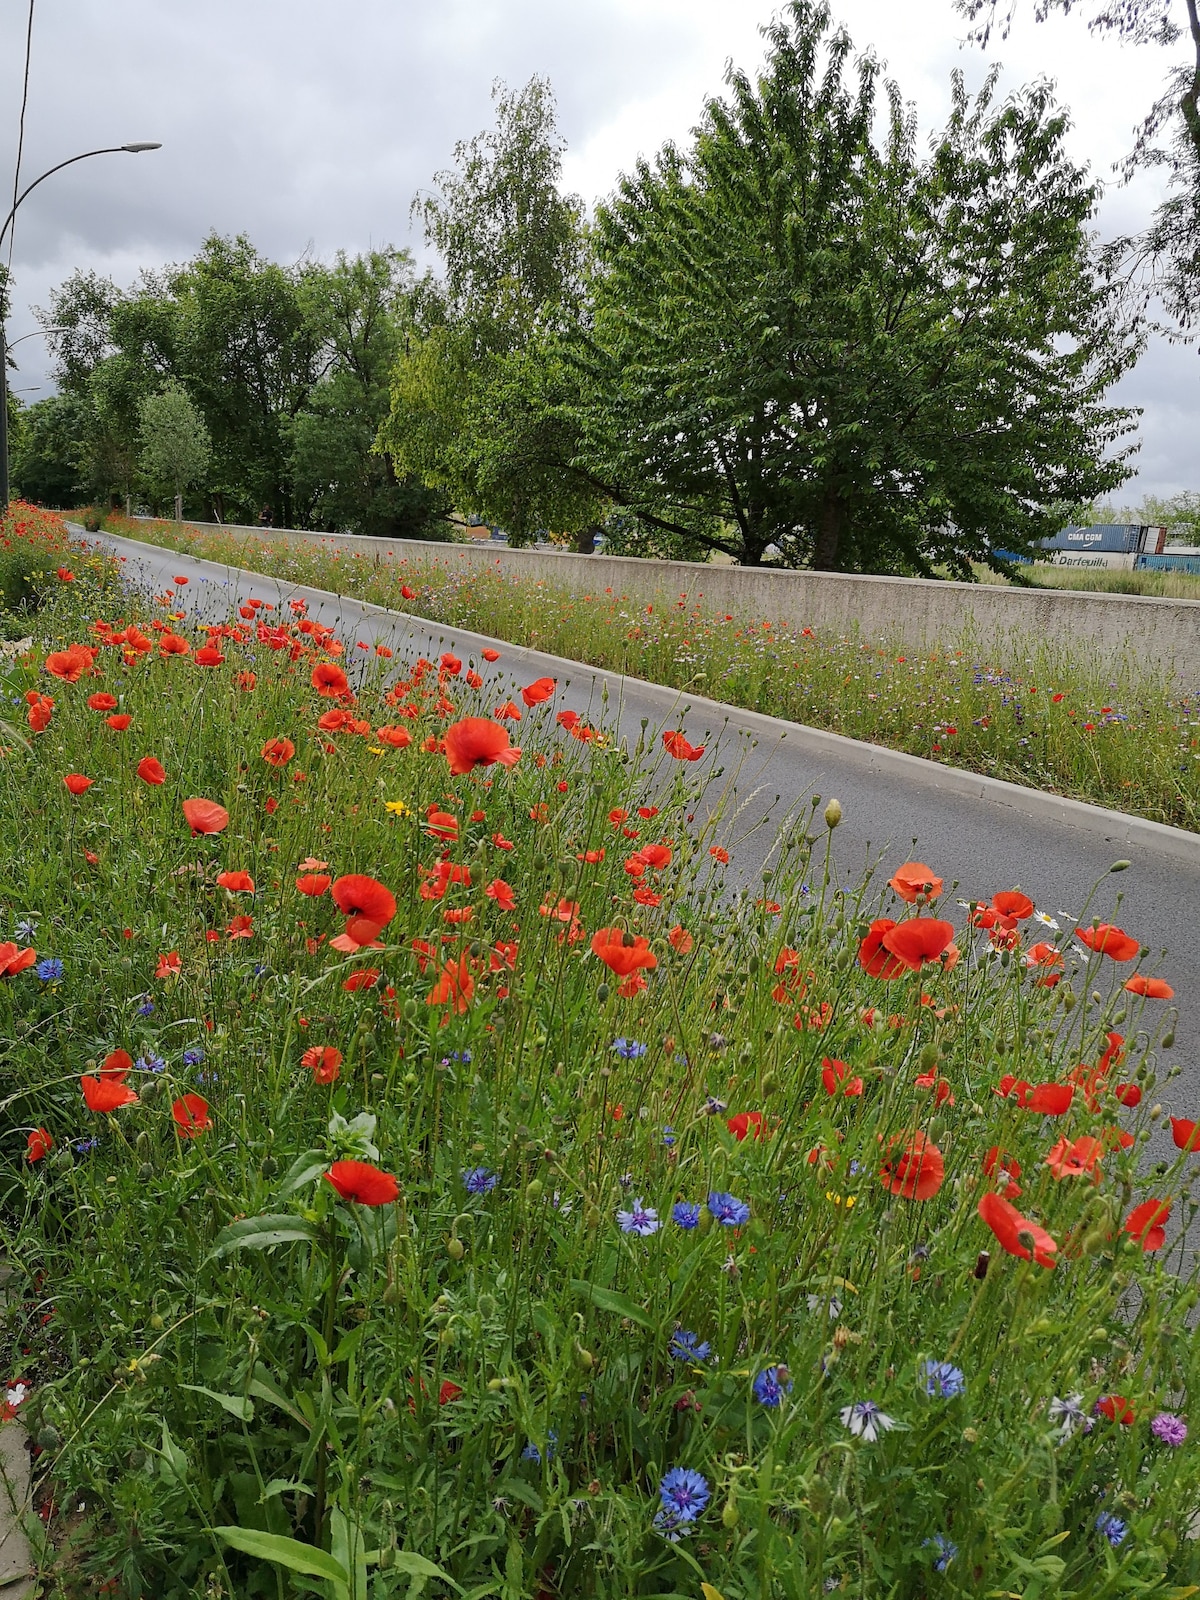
[2,0,1196,499]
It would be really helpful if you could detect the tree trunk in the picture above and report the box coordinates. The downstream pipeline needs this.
[174,490,183,523]
[813,489,842,571]
[575,525,600,554]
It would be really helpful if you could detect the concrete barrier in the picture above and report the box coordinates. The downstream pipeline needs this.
[154,520,1200,682]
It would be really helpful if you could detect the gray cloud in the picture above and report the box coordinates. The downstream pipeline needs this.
[3,0,1195,497]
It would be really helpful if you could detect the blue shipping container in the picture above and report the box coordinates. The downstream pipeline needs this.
[1137,553,1200,575]
[1041,524,1143,555]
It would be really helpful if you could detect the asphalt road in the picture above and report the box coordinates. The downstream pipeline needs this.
[86,528,1200,1082]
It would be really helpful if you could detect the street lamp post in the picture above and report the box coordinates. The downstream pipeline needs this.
[0,142,161,511]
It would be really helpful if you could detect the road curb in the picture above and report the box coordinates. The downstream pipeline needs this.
[84,528,1200,867]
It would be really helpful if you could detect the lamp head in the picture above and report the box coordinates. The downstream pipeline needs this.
[121,142,162,153]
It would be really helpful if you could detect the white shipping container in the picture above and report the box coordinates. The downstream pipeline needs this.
[1045,552,1137,570]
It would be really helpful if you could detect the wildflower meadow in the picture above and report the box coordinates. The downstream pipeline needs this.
[82,513,1200,833]
[2,504,1200,1598]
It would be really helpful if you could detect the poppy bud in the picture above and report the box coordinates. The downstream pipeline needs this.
[377,1548,395,1571]
[1162,1031,1175,1049]
[487,1377,504,1392]
[722,1496,739,1529]
[526,1180,543,1203]
[261,1155,278,1177]
[36,1426,62,1451]
[1062,987,1076,1012]
[761,1073,778,1096]
[149,1313,164,1331]
[919,1043,939,1071]
[824,798,842,828]
[1150,1103,1163,1120]
[596,983,610,1003]
[575,1344,595,1371]
[1110,860,1131,872]
[138,1163,154,1183]
[382,1282,402,1307]
[834,948,851,970]
[136,1131,151,1154]
[403,999,418,1020]
[446,1237,465,1261]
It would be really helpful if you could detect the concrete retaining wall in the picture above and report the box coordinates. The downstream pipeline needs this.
[159,520,1200,682]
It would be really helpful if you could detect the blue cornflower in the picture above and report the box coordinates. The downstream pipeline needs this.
[658,1466,710,1524]
[136,998,155,1017]
[707,1191,750,1227]
[753,1365,792,1407]
[253,962,269,977]
[920,1360,966,1399]
[136,1052,166,1074]
[441,1048,472,1064]
[521,1429,556,1464]
[611,1037,648,1059]
[926,1534,958,1571]
[182,1047,206,1067]
[74,1137,99,1154]
[14,919,37,941]
[1096,1512,1127,1547]
[661,1126,676,1147]
[35,958,63,983]
[669,1329,711,1363]
[463,1167,499,1195]
[671,1201,701,1229]
[617,1198,660,1236]
[703,1096,727,1116]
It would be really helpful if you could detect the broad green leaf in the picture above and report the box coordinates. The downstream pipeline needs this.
[215,1526,347,1585]
[570,1278,654,1331]
[392,1551,462,1590]
[248,1368,311,1430]
[181,1383,254,1421]
[207,1213,318,1260]
[277,1149,328,1197]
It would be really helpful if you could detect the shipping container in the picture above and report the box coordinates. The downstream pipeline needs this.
[1049,551,1137,570]
[1136,552,1200,575]
[1042,523,1144,554]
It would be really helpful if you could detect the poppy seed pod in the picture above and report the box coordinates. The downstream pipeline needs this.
[824,798,843,828]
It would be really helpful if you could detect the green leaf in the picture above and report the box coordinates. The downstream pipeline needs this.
[391,1551,462,1590]
[248,1368,311,1431]
[277,1149,328,1197]
[181,1383,254,1421]
[215,1526,347,1585]
[570,1279,654,1331]
[207,1213,318,1260]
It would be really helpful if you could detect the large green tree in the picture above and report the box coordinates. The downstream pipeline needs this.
[567,0,1141,572]
[290,249,449,537]
[382,78,606,547]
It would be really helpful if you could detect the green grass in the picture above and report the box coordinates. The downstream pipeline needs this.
[1,510,1199,1597]
[967,562,1200,601]
[82,513,1200,833]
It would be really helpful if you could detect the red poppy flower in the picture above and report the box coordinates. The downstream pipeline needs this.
[155,952,181,979]
[377,725,412,748]
[217,870,255,893]
[1024,942,1063,985]
[982,1146,1022,1198]
[311,661,351,698]
[1170,1116,1200,1152]
[325,1159,399,1205]
[81,1075,139,1112]
[158,632,190,656]
[857,918,907,979]
[1114,1082,1142,1108]
[226,914,254,940]
[1123,974,1174,999]
[821,1057,864,1097]
[0,943,37,978]
[301,1044,343,1084]
[668,925,694,954]
[662,729,705,761]
[44,645,93,681]
[194,645,225,667]
[173,576,189,586]
[63,774,93,795]
[172,1094,212,1137]
[261,737,296,767]
[182,798,229,835]
[137,756,167,786]
[426,957,475,1013]
[101,1049,134,1079]
[27,695,53,733]
[342,968,381,991]
[879,1131,944,1201]
[991,890,1034,920]
[1077,923,1140,961]
[444,717,522,776]
[236,671,257,691]
[481,647,500,662]
[106,713,132,731]
[425,809,459,841]
[87,692,118,712]
[727,1110,768,1141]
[295,873,331,897]
[888,862,944,903]
[438,1380,463,1405]
[485,878,516,911]
[26,1127,53,1163]
[1096,1395,1134,1424]
[1044,1135,1104,1181]
[880,918,956,971]
[977,1191,1057,1268]
[591,926,657,979]
[440,652,462,675]
[1025,1082,1074,1116]
[1125,1197,1170,1251]
[521,677,556,707]
[331,874,397,945]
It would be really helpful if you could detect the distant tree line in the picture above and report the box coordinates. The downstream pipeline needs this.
[9,1,1171,571]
